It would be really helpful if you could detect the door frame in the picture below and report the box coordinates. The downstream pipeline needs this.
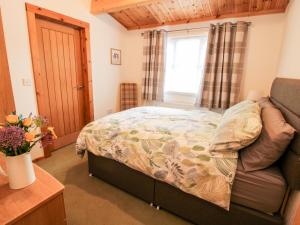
[26,3,94,157]
[0,9,15,124]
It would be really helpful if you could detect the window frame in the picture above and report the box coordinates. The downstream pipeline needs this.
[163,30,208,104]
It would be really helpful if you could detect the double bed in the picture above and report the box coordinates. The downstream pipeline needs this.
[76,78,300,225]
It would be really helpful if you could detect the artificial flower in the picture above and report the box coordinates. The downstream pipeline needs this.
[0,126,25,150]
[33,116,48,127]
[47,127,58,140]
[22,118,33,127]
[6,115,19,124]
[1,113,55,156]
[25,132,35,142]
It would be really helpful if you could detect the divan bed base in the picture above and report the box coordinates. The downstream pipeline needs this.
[88,152,284,225]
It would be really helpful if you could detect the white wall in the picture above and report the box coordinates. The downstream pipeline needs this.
[0,0,126,159]
[278,0,300,78]
[121,14,286,103]
[276,1,300,225]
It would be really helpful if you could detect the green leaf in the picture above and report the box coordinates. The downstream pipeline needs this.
[141,139,162,154]
[130,130,138,135]
[130,137,139,142]
[85,129,93,134]
[208,122,218,128]
[192,145,205,151]
[197,154,211,161]
[181,159,195,166]
[189,183,197,188]
[154,170,168,179]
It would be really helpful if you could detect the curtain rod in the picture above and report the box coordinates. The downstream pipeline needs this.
[141,27,209,36]
[141,22,251,36]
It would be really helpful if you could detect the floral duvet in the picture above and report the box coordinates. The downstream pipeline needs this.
[76,107,238,210]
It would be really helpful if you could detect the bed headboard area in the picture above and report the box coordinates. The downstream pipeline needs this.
[270,78,300,190]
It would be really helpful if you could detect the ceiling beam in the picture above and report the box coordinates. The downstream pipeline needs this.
[91,0,158,14]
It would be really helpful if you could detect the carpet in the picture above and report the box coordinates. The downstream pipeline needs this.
[37,144,191,225]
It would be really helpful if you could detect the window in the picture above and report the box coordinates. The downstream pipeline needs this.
[164,33,207,105]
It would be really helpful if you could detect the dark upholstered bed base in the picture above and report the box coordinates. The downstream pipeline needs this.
[88,152,284,225]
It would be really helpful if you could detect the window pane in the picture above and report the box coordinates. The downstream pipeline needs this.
[164,36,207,95]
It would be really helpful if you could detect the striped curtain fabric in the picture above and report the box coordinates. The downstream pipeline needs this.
[197,22,249,109]
[142,30,166,101]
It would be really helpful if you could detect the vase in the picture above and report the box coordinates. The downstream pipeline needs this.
[5,153,36,189]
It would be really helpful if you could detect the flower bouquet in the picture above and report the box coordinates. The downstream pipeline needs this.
[0,113,57,189]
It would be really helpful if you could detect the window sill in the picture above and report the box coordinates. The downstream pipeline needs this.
[164,91,196,97]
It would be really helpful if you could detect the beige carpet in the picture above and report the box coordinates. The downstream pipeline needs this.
[37,144,192,225]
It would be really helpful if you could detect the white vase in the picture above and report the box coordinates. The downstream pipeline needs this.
[5,153,36,189]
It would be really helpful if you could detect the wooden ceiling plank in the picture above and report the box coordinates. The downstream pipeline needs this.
[208,0,219,17]
[133,6,158,25]
[154,2,169,23]
[200,0,212,17]
[91,0,159,14]
[109,0,289,30]
[110,11,137,28]
[122,10,140,26]
[145,4,163,24]
[126,7,285,30]
[110,12,132,28]
[165,0,185,21]
[160,1,177,22]
[175,0,189,20]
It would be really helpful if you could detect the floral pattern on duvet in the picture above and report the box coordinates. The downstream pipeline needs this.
[76,106,238,210]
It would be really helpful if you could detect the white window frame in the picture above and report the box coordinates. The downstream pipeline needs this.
[163,30,208,106]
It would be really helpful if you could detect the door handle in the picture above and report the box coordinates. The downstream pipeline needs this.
[76,85,85,90]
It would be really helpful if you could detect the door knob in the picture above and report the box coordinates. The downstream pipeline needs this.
[76,85,84,90]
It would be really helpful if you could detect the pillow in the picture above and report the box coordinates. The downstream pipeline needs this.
[258,97,274,108]
[240,99,296,171]
[210,100,262,152]
[223,100,257,117]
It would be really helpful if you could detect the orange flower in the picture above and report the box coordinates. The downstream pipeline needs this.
[22,118,33,127]
[47,127,58,140]
[6,115,19,124]
[25,132,35,142]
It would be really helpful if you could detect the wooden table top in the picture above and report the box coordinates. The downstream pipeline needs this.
[0,154,64,225]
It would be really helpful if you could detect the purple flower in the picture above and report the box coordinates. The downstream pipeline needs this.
[0,126,25,151]
[41,132,54,148]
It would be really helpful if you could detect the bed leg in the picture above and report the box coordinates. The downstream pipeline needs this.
[89,173,93,177]
[156,206,160,210]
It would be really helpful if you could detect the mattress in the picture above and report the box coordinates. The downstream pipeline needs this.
[231,160,287,213]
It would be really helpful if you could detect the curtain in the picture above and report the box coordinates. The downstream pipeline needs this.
[196,21,249,109]
[142,30,166,101]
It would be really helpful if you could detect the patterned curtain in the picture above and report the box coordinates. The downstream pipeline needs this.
[196,22,249,109]
[142,30,166,101]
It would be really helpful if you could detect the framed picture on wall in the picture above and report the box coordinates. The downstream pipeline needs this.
[111,48,121,65]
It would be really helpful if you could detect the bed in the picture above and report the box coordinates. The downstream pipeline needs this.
[77,78,300,225]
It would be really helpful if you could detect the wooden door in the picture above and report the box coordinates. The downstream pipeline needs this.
[0,11,15,124]
[36,18,85,150]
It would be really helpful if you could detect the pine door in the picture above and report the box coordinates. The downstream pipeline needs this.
[36,18,86,150]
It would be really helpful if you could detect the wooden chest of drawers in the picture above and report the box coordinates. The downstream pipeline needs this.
[0,156,66,225]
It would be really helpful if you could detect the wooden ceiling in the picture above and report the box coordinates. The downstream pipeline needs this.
[91,0,290,30]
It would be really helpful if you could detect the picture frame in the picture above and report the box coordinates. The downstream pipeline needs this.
[111,48,121,65]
